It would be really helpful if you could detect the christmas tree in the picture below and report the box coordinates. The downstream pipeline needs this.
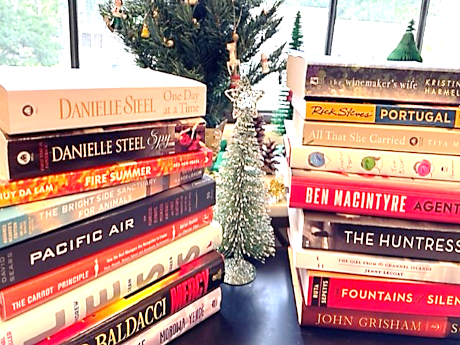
[289,11,303,50]
[99,0,286,127]
[387,19,422,62]
[272,11,302,135]
[215,77,275,285]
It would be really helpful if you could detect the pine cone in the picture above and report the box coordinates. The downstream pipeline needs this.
[262,138,279,174]
[253,112,266,150]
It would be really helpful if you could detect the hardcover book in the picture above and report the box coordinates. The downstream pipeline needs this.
[0,207,213,320]
[300,269,460,317]
[123,288,222,345]
[0,147,212,208]
[294,208,460,262]
[288,168,460,224]
[0,176,216,290]
[288,247,459,339]
[0,169,203,249]
[0,117,206,180]
[286,50,460,105]
[0,66,206,134]
[287,208,460,284]
[36,251,224,345]
[0,221,222,345]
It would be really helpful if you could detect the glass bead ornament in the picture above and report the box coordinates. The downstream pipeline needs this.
[215,77,276,286]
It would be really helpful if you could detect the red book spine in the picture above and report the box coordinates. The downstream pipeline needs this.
[0,208,213,320]
[306,274,460,317]
[301,306,451,338]
[289,173,460,224]
[0,147,212,207]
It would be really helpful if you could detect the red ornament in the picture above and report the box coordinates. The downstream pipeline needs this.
[230,73,241,89]
[287,90,293,102]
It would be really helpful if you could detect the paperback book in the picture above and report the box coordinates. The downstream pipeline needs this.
[0,66,206,134]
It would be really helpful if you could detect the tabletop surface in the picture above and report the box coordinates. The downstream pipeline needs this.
[172,242,458,345]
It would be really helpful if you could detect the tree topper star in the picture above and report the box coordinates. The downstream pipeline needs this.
[225,77,264,118]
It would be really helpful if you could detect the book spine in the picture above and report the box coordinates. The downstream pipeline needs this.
[290,246,460,285]
[302,219,460,263]
[289,173,460,224]
[288,245,459,339]
[0,207,213,320]
[0,222,222,345]
[38,251,224,345]
[0,169,204,249]
[297,117,460,155]
[286,53,460,105]
[297,98,460,128]
[5,118,206,180]
[306,274,460,317]
[6,85,206,134]
[0,147,213,207]
[301,306,453,338]
[289,144,460,182]
[124,288,222,345]
[0,176,215,289]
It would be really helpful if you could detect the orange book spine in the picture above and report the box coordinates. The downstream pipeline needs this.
[0,147,212,207]
[0,208,213,320]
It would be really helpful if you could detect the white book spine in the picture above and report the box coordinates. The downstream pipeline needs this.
[0,222,222,345]
[124,288,222,345]
[1,71,206,134]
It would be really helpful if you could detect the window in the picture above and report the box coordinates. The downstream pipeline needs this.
[0,0,448,110]
[77,0,135,69]
[421,0,459,66]
[256,0,330,110]
[0,0,70,67]
[331,0,422,60]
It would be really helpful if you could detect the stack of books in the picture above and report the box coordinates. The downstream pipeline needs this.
[0,67,224,345]
[284,51,460,339]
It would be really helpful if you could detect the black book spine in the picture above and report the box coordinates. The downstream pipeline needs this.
[302,221,460,262]
[68,251,224,345]
[0,176,215,289]
[448,318,460,338]
[7,119,205,180]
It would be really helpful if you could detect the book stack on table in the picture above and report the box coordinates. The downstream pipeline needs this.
[284,51,460,339]
[0,66,224,345]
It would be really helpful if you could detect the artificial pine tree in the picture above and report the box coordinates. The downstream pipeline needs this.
[99,0,286,127]
[387,19,423,62]
[272,11,303,135]
[215,77,275,285]
[289,11,303,50]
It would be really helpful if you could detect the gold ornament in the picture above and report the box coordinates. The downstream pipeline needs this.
[152,9,159,17]
[268,179,285,203]
[166,39,174,47]
[192,18,198,25]
[140,23,150,38]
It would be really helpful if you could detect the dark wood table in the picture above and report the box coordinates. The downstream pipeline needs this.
[173,227,458,345]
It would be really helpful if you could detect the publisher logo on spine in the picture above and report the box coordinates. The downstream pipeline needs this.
[22,105,34,117]
[17,151,31,165]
